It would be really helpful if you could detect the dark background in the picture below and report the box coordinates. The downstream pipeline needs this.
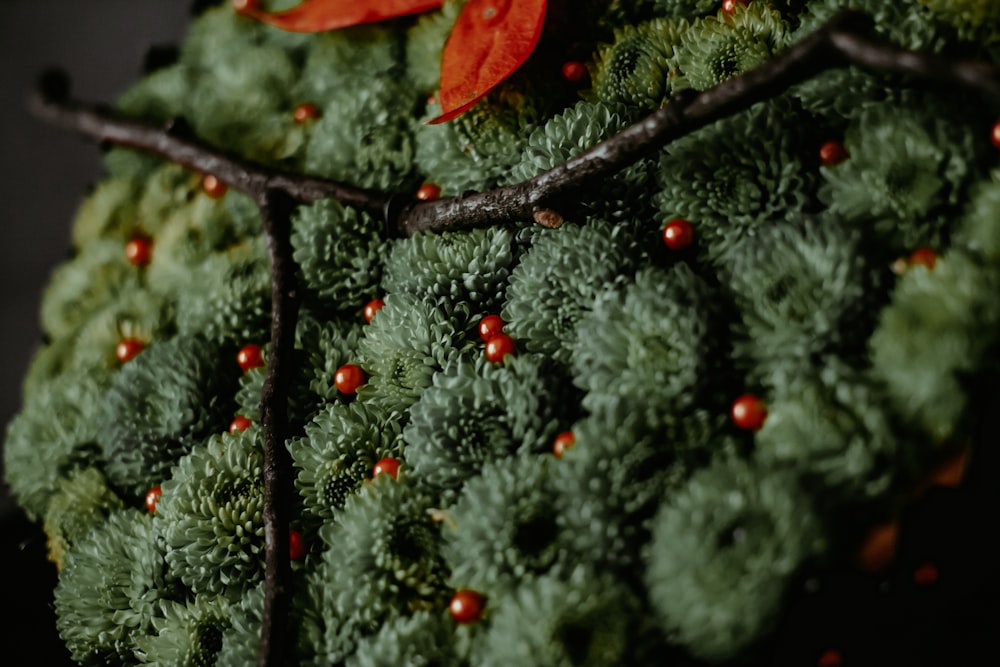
[0,2,190,663]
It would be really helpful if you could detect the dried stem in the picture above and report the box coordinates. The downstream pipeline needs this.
[25,9,1000,667]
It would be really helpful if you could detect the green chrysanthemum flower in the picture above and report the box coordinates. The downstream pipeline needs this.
[54,509,172,666]
[917,0,1000,51]
[135,595,231,667]
[308,477,449,663]
[572,264,725,419]
[40,239,141,340]
[645,456,826,663]
[357,291,476,412]
[405,1,462,93]
[674,2,789,91]
[655,99,818,263]
[755,358,909,503]
[478,567,644,667]
[652,0,718,19]
[296,310,365,404]
[68,286,174,372]
[347,610,462,667]
[555,398,733,570]
[43,467,124,569]
[173,238,272,345]
[953,169,1000,262]
[158,427,266,599]
[381,227,515,317]
[4,367,109,520]
[305,74,420,192]
[502,219,644,365]
[291,199,388,308]
[69,177,141,248]
[870,251,1000,442]
[591,19,688,112]
[442,455,567,593]
[819,101,985,254]
[98,334,238,498]
[216,584,264,666]
[724,217,882,375]
[404,355,576,496]
[290,401,404,522]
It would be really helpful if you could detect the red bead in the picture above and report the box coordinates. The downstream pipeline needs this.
[484,333,516,363]
[363,298,385,324]
[721,0,748,14]
[908,247,938,270]
[335,364,365,394]
[232,0,259,13]
[125,235,153,267]
[819,140,849,167]
[145,485,162,514]
[289,529,307,561]
[372,457,401,479]
[552,430,575,458]
[293,102,321,124]
[817,650,843,667]
[731,394,767,431]
[662,218,694,250]
[561,60,587,83]
[229,416,252,433]
[116,338,145,363]
[237,344,265,372]
[449,589,486,624]
[478,314,505,342]
[201,174,227,198]
[416,183,442,201]
[991,120,1000,149]
[913,562,939,586]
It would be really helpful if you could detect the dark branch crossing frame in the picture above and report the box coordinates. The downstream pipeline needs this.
[26,10,1000,667]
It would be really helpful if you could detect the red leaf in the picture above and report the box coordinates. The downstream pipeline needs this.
[235,0,443,33]
[428,0,547,124]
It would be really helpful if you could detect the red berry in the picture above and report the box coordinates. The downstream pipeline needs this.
[232,0,259,13]
[293,102,321,124]
[552,431,575,458]
[289,529,307,561]
[449,589,486,624]
[145,485,162,514]
[908,247,938,270]
[335,364,365,394]
[662,218,694,250]
[561,60,587,83]
[731,394,767,431]
[125,235,153,267]
[116,338,145,363]
[913,562,939,586]
[992,120,1000,149]
[237,344,265,372]
[201,174,227,198]
[819,140,849,167]
[372,457,401,479]
[230,416,252,433]
[478,314,505,342]
[817,650,843,667]
[416,183,442,201]
[363,298,385,324]
[484,333,516,363]
[721,0,748,14]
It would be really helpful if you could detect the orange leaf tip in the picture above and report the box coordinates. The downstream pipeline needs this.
[236,0,443,33]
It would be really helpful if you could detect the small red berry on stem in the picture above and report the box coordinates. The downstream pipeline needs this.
[721,0,748,14]
[125,235,153,267]
[449,589,486,624]
[561,60,587,83]
[237,344,265,372]
[416,183,442,201]
[662,218,694,250]
[230,416,252,433]
[201,174,227,198]
[908,247,938,270]
[372,457,401,479]
[293,102,321,124]
[552,430,575,458]
[991,119,1000,149]
[335,364,365,394]
[116,338,145,363]
[819,140,848,167]
[363,298,385,324]
[731,394,767,431]
[145,485,162,514]
[485,333,516,363]
[289,529,307,561]
[478,314,505,341]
